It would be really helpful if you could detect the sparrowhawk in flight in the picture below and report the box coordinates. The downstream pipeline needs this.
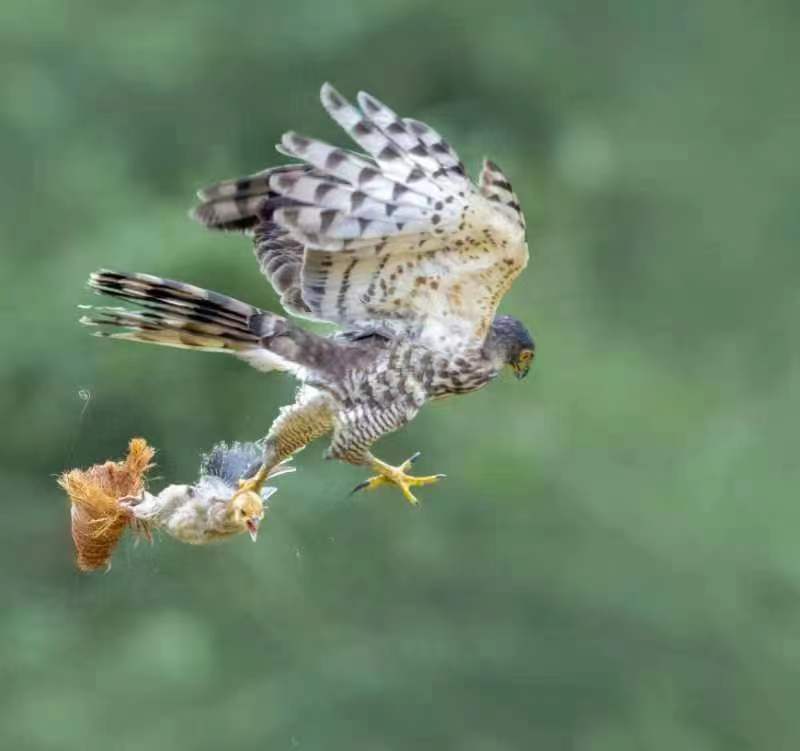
[82,83,535,504]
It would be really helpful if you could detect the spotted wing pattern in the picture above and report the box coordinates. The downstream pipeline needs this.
[194,84,529,350]
[194,165,314,318]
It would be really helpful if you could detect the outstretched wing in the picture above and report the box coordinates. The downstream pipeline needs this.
[194,165,315,319]
[194,84,529,351]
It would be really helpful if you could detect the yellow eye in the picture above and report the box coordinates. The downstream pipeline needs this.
[520,350,533,363]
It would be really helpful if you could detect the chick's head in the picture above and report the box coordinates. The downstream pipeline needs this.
[230,490,265,542]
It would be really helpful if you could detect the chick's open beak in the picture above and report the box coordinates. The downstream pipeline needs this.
[246,518,260,542]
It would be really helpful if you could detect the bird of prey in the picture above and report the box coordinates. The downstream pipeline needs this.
[82,83,535,505]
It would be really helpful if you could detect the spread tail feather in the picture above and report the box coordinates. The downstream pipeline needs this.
[81,270,299,373]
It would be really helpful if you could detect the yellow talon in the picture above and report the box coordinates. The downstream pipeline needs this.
[231,464,271,502]
[352,452,446,505]
[232,457,296,502]
[240,471,268,494]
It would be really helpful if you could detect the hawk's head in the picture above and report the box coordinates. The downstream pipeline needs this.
[489,315,535,380]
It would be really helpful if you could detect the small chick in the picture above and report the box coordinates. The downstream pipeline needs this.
[122,441,293,545]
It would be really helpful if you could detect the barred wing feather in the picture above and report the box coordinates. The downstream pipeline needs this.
[193,83,529,350]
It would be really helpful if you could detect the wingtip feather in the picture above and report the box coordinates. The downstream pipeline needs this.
[319,81,336,101]
[320,82,348,113]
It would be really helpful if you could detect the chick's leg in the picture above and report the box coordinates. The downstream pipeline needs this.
[234,391,334,497]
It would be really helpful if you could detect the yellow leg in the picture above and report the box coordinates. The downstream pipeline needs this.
[231,391,332,504]
[236,463,272,496]
[231,458,291,505]
[352,452,446,505]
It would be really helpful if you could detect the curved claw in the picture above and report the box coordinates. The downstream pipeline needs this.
[234,464,271,498]
[352,453,446,505]
[350,479,374,496]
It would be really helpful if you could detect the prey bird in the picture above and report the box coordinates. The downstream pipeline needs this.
[82,83,535,505]
[121,442,294,544]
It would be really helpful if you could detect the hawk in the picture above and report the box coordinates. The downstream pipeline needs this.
[82,83,535,504]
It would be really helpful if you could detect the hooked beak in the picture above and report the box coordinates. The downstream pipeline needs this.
[512,363,530,380]
[246,518,260,542]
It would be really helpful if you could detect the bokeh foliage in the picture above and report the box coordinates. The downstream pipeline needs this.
[2,1,799,748]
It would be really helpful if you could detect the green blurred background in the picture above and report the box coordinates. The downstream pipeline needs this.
[2,1,798,748]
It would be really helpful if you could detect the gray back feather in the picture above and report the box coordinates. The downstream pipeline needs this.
[199,441,264,488]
